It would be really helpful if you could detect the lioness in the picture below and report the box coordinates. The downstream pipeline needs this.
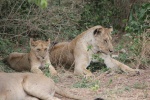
[4,38,57,76]
[50,25,139,77]
[0,72,99,100]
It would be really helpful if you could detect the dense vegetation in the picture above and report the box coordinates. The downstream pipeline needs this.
[0,0,149,70]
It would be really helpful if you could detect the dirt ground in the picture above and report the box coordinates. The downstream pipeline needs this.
[54,68,150,100]
[0,56,149,100]
[0,34,149,100]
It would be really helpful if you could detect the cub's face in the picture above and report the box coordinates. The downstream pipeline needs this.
[30,38,50,60]
[93,26,114,55]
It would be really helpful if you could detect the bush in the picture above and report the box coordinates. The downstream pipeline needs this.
[0,0,84,55]
[117,2,150,68]
[125,3,150,35]
[0,38,13,55]
[78,0,138,32]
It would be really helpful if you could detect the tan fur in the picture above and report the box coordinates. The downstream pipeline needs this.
[50,25,139,76]
[0,72,89,100]
[5,38,57,76]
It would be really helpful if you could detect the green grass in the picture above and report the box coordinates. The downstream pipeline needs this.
[132,82,148,89]
[73,78,100,91]
[0,60,15,72]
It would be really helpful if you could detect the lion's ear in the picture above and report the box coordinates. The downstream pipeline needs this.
[93,28,102,36]
[109,26,113,34]
[47,38,51,45]
[47,38,50,42]
[30,38,33,42]
[30,38,36,47]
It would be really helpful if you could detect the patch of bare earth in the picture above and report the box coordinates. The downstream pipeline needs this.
[55,69,150,100]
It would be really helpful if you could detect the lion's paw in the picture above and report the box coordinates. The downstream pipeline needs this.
[49,68,58,76]
[127,69,140,76]
[31,69,43,74]
[51,71,58,76]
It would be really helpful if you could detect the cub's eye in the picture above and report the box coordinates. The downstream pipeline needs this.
[37,49,41,51]
[104,39,107,43]
[44,48,47,51]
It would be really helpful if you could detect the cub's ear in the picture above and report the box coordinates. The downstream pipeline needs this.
[30,38,33,42]
[47,38,51,44]
[93,28,102,36]
[46,38,51,45]
[30,38,36,47]
[109,26,113,33]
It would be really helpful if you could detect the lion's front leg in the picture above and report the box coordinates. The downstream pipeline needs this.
[110,58,139,75]
[102,54,139,75]
[31,67,43,74]
[30,61,43,74]
[48,64,58,76]
[74,56,94,78]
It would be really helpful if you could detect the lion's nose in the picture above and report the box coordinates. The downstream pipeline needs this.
[97,51,101,53]
[109,49,113,53]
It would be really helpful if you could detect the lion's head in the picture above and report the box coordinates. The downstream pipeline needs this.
[30,38,50,60]
[93,26,114,55]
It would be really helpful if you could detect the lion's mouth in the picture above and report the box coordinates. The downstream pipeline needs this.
[97,50,108,55]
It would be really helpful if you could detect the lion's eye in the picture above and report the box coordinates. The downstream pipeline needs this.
[104,39,107,43]
[44,48,47,51]
[37,49,41,51]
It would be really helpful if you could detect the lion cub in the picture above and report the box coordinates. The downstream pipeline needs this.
[4,38,57,76]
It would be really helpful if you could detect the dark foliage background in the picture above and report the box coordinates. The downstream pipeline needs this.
[0,0,149,68]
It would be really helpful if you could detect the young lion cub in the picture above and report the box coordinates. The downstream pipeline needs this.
[4,38,57,76]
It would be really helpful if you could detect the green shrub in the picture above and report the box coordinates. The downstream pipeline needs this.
[78,0,131,31]
[117,2,150,67]
[73,78,100,90]
[28,0,48,8]
[125,3,150,35]
[0,38,13,55]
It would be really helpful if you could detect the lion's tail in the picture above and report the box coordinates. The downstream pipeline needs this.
[55,86,104,100]
[2,52,19,64]
[2,52,23,62]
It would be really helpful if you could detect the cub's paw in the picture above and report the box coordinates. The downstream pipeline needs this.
[31,69,43,74]
[49,66,58,76]
[50,70,58,76]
